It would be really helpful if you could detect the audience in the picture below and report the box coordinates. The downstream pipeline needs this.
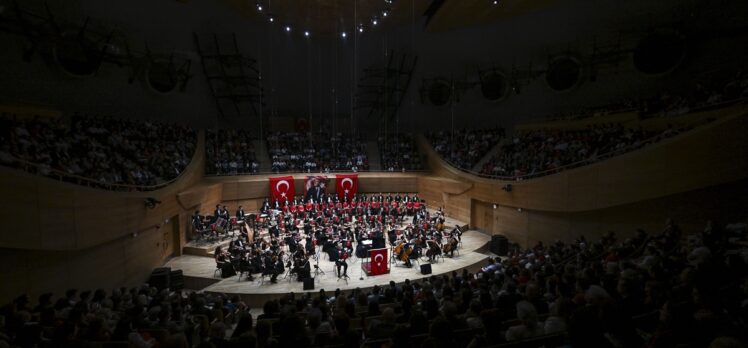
[267,131,368,173]
[3,217,745,348]
[378,133,424,172]
[0,114,196,190]
[427,128,505,171]
[480,123,690,178]
[206,129,259,175]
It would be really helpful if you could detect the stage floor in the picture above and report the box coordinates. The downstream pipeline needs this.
[165,214,494,306]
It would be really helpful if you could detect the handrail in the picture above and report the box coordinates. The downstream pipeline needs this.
[2,154,190,192]
[204,168,428,176]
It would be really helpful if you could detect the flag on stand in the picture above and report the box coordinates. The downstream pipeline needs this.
[370,248,389,275]
[336,173,358,201]
[269,176,295,204]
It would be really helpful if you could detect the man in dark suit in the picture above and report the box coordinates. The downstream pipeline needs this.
[306,179,325,202]
[236,205,246,221]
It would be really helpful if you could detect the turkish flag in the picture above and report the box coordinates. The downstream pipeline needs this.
[269,176,295,204]
[370,248,389,275]
[336,174,358,201]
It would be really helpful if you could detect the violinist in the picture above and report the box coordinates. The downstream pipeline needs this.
[270,256,284,283]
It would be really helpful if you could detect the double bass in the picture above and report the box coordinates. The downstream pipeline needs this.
[394,240,413,262]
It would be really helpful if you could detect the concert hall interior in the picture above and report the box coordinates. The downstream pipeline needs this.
[1,0,748,347]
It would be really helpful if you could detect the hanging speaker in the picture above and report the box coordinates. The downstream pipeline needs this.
[546,56,582,92]
[480,71,508,101]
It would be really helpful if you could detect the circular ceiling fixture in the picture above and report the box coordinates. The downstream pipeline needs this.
[52,31,101,77]
[480,71,509,101]
[546,56,582,92]
[428,79,452,106]
[146,59,178,94]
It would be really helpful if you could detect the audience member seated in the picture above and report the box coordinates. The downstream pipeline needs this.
[378,133,423,171]
[426,128,505,171]
[0,113,196,190]
[205,129,259,175]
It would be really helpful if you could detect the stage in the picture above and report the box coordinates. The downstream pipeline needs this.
[165,228,494,307]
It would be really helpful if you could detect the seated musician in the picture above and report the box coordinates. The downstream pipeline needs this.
[452,224,463,242]
[397,236,413,268]
[220,205,230,220]
[270,256,284,283]
[215,246,235,278]
[332,244,349,278]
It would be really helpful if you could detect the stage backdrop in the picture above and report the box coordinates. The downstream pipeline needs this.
[304,175,329,202]
[269,176,295,203]
[336,173,358,201]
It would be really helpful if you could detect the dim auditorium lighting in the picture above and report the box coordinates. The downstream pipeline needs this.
[285,26,291,32]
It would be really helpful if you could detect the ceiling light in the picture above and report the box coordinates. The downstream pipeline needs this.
[257,4,263,11]
[493,0,498,4]
[372,19,378,25]
[269,16,274,22]
[304,31,310,37]
[285,26,291,32]
[383,11,389,17]
[359,27,364,33]
[341,32,347,38]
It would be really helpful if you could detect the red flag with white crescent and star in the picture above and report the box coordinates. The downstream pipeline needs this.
[336,173,358,201]
[370,248,389,275]
[269,176,295,204]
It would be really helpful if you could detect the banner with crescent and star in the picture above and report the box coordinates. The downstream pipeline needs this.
[335,173,358,201]
[370,248,389,275]
[269,176,295,204]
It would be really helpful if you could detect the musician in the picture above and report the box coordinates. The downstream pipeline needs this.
[452,224,463,242]
[270,256,284,283]
[296,255,311,281]
[191,210,204,231]
[396,236,413,268]
[236,205,247,221]
[331,244,349,278]
[220,205,230,220]
[213,204,222,222]
[261,198,271,215]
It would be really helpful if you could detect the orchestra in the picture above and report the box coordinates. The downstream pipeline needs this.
[192,192,460,284]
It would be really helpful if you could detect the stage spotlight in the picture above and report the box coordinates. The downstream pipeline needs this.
[285,26,291,32]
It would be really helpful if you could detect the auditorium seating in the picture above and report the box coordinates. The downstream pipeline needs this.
[0,113,196,190]
[3,217,744,348]
[426,128,505,171]
[267,131,368,173]
[205,129,259,175]
[378,133,424,171]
